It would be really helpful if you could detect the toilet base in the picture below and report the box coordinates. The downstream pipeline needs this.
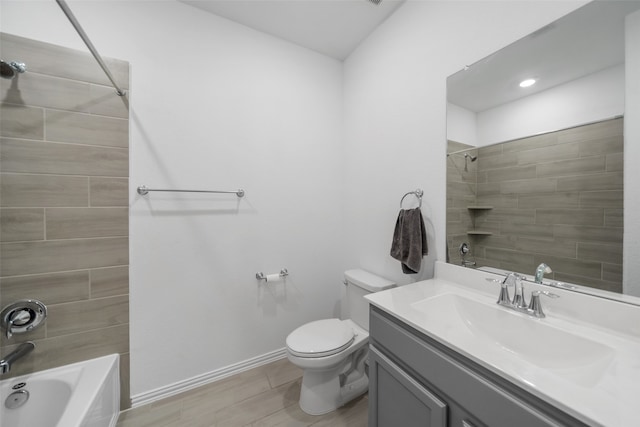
[299,370,368,415]
[297,351,369,416]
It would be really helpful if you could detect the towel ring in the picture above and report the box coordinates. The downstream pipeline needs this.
[400,189,423,209]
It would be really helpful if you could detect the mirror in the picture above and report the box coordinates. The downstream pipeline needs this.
[446,1,640,301]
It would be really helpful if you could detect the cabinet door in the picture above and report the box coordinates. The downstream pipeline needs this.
[369,345,447,427]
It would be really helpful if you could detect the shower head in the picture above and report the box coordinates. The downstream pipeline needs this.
[1,60,26,80]
[464,153,478,162]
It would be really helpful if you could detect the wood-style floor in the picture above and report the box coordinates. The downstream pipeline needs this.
[116,357,368,427]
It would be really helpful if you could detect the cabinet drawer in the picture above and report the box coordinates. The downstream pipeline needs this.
[370,307,587,427]
[369,345,447,427]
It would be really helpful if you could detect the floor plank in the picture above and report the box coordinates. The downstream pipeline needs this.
[117,358,368,427]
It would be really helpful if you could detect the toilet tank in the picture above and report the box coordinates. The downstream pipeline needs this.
[344,269,395,331]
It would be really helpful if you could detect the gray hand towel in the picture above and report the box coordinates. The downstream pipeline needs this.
[390,208,428,274]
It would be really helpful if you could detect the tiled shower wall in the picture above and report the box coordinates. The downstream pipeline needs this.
[0,33,130,407]
[448,118,623,293]
[446,140,477,266]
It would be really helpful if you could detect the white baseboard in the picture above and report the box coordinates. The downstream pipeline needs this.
[130,347,288,408]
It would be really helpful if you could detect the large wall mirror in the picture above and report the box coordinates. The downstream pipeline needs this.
[446,1,640,301]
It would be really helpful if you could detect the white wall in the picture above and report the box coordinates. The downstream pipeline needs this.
[447,102,477,146]
[624,9,640,297]
[342,0,587,286]
[476,64,625,146]
[1,0,344,397]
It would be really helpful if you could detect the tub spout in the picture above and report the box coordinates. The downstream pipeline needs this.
[0,341,35,375]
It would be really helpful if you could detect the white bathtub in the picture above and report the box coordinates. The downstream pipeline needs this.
[0,354,120,427]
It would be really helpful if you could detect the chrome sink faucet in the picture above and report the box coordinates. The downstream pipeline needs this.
[494,273,558,318]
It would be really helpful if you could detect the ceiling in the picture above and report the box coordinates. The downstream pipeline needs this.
[448,1,640,113]
[180,0,406,60]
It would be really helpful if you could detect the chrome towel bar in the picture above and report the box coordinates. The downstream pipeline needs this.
[137,185,245,198]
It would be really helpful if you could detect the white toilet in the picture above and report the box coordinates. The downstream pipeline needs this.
[286,269,395,415]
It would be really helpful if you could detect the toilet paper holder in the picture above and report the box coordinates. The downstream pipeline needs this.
[256,269,288,281]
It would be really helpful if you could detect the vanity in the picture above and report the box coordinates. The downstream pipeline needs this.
[365,262,640,427]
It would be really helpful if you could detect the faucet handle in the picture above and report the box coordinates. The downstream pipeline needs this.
[489,277,512,305]
[528,290,560,318]
[532,290,560,298]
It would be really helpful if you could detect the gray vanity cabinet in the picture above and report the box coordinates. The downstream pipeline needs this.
[368,307,589,427]
[369,346,447,426]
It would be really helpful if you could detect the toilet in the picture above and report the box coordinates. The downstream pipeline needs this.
[286,269,395,415]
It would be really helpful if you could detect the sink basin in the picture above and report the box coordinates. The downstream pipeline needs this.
[411,293,614,386]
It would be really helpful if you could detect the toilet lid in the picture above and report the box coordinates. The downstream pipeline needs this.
[287,319,355,358]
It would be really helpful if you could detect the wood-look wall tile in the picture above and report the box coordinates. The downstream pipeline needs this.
[1,33,129,89]
[604,208,623,227]
[578,135,623,157]
[518,192,579,209]
[556,172,623,192]
[602,263,623,283]
[119,352,132,410]
[0,72,91,112]
[532,254,602,280]
[0,270,90,307]
[0,174,89,207]
[579,190,623,208]
[0,104,44,139]
[91,266,129,298]
[475,193,518,208]
[90,178,129,207]
[499,178,557,194]
[558,118,623,144]
[577,242,622,265]
[45,110,128,148]
[514,237,577,258]
[485,247,534,267]
[477,143,503,157]
[0,208,44,242]
[479,208,535,225]
[1,138,128,177]
[447,181,476,197]
[447,222,469,237]
[477,152,518,171]
[536,156,606,178]
[500,223,555,239]
[516,143,579,165]
[501,132,557,153]
[88,85,129,119]
[1,237,128,276]
[487,165,536,182]
[476,182,501,196]
[0,324,129,378]
[606,152,623,172]
[46,208,128,239]
[47,295,129,338]
[553,271,622,294]
[553,224,623,243]
[536,208,603,226]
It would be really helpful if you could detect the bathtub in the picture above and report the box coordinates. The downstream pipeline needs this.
[0,354,120,427]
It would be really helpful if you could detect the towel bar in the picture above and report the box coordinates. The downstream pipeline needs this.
[137,185,244,198]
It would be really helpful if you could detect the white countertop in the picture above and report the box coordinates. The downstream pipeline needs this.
[366,262,640,427]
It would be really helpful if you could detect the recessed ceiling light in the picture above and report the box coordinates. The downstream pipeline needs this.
[519,78,536,88]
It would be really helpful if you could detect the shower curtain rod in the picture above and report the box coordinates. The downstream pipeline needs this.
[55,0,126,97]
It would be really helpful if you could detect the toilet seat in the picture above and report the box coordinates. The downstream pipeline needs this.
[287,319,355,358]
